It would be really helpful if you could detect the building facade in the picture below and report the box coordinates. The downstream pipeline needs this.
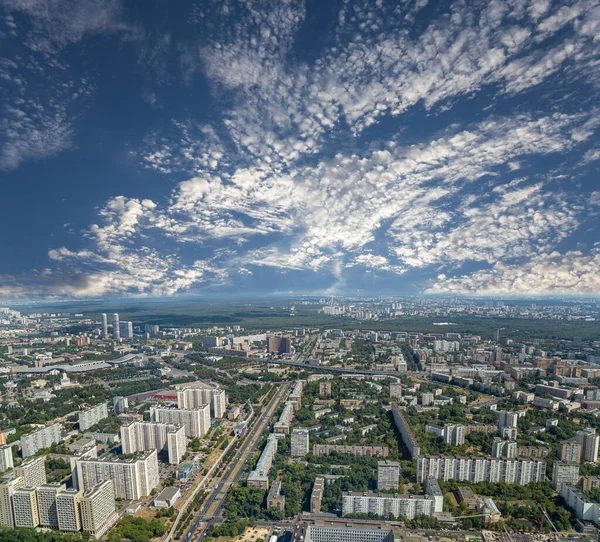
[150,405,210,438]
[79,404,108,432]
[21,424,61,457]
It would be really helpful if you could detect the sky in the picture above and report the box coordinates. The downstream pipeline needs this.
[1,0,600,300]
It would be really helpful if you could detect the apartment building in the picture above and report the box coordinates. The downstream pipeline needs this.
[342,492,436,520]
[311,477,325,513]
[21,424,61,457]
[76,450,159,500]
[561,484,599,525]
[289,380,305,411]
[576,429,600,462]
[176,387,227,418]
[121,421,186,464]
[416,455,546,484]
[491,438,517,459]
[312,444,389,457]
[305,525,393,542]
[274,402,295,434]
[15,456,47,488]
[559,440,582,463]
[79,404,108,432]
[247,434,279,489]
[79,480,118,539]
[552,461,580,491]
[0,476,24,527]
[56,489,83,532]
[266,479,285,512]
[377,461,401,491]
[37,483,65,528]
[13,487,39,528]
[391,404,420,459]
[150,405,210,438]
[0,445,13,473]
[291,428,310,458]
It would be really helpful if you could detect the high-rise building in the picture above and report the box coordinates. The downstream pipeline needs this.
[119,321,133,340]
[267,336,291,354]
[491,438,517,459]
[389,384,402,399]
[79,403,108,431]
[498,411,519,432]
[113,313,120,341]
[443,424,465,446]
[311,477,325,513]
[76,450,159,500]
[319,381,332,398]
[291,428,310,457]
[0,445,13,473]
[176,387,226,419]
[421,392,434,406]
[0,476,24,527]
[13,487,39,528]
[113,395,129,414]
[377,461,401,491]
[15,456,47,488]
[552,460,580,490]
[21,424,61,457]
[79,480,117,538]
[151,406,210,438]
[56,488,83,532]
[576,429,599,462]
[37,483,65,528]
[559,440,582,463]
[121,421,186,464]
[101,314,108,340]
[342,492,436,519]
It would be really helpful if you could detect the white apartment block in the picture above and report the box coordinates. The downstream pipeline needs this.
[76,450,159,500]
[80,479,118,539]
[177,387,226,419]
[121,421,186,464]
[289,380,305,411]
[37,483,65,528]
[416,455,546,484]
[377,461,401,491]
[561,484,600,525]
[274,402,295,434]
[497,411,519,431]
[552,461,580,490]
[151,405,210,438]
[56,488,83,532]
[0,476,24,527]
[15,456,47,488]
[248,434,279,489]
[0,445,13,473]
[306,525,393,542]
[342,492,436,520]
[13,487,39,528]
[79,403,108,431]
[291,428,310,457]
[21,423,62,457]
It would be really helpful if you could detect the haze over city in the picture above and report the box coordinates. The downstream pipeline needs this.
[2,0,600,300]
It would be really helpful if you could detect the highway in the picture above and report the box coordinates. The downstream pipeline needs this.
[182,382,292,541]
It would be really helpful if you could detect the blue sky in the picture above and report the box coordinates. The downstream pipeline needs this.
[1,0,600,299]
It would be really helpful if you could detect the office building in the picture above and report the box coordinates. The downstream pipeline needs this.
[101,314,108,340]
[267,336,291,354]
[0,445,13,473]
[552,460,580,490]
[37,483,65,528]
[342,492,436,519]
[121,421,186,464]
[80,479,117,538]
[291,428,310,457]
[305,525,393,542]
[15,456,47,488]
[56,488,83,532]
[151,405,210,438]
[491,438,517,459]
[21,423,61,457]
[76,450,159,500]
[113,313,120,341]
[13,487,39,528]
[0,476,24,527]
[416,455,546,484]
[113,396,128,414]
[79,403,108,431]
[176,387,226,419]
[377,461,401,491]
[576,429,599,462]
[311,477,325,513]
[559,440,582,463]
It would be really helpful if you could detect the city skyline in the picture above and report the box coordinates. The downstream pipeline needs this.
[2,0,600,300]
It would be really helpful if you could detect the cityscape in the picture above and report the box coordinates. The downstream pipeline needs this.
[0,299,599,542]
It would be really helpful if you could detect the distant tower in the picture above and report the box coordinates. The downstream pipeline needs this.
[113,313,120,341]
[101,314,108,340]
[494,329,500,343]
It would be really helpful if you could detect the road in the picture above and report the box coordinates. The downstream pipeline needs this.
[182,382,292,542]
